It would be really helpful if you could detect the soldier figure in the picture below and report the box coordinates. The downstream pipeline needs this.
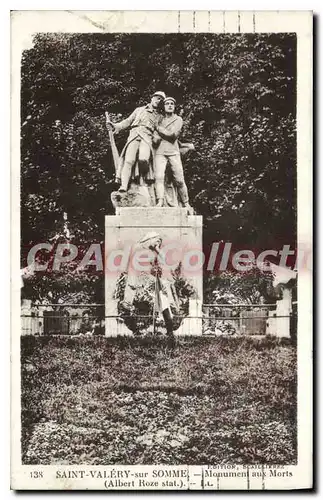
[106,91,166,192]
[153,96,191,209]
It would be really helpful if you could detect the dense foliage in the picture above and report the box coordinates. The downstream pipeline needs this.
[21,335,297,465]
[21,33,296,301]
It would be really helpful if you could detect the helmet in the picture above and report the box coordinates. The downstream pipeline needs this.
[139,231,162,244]
[152,91,166,100]
[164,96,176,104]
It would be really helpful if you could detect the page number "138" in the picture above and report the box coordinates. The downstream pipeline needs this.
[30,471,44,479]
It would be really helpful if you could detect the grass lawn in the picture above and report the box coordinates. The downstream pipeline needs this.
[21,335,297,465]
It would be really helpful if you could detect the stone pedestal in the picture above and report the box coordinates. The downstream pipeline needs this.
[105,208,203,336]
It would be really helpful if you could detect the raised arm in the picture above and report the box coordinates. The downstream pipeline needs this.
[106,108,138,134]
[113,108,139,133]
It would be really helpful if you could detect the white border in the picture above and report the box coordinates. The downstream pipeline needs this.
[9,9,313,492]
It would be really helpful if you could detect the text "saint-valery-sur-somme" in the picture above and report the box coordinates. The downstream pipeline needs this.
[56,469,190,487]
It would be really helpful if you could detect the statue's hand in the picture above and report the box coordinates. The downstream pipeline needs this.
[152,130,161,148]
[105,119,116,133]
[179,142,195,155]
